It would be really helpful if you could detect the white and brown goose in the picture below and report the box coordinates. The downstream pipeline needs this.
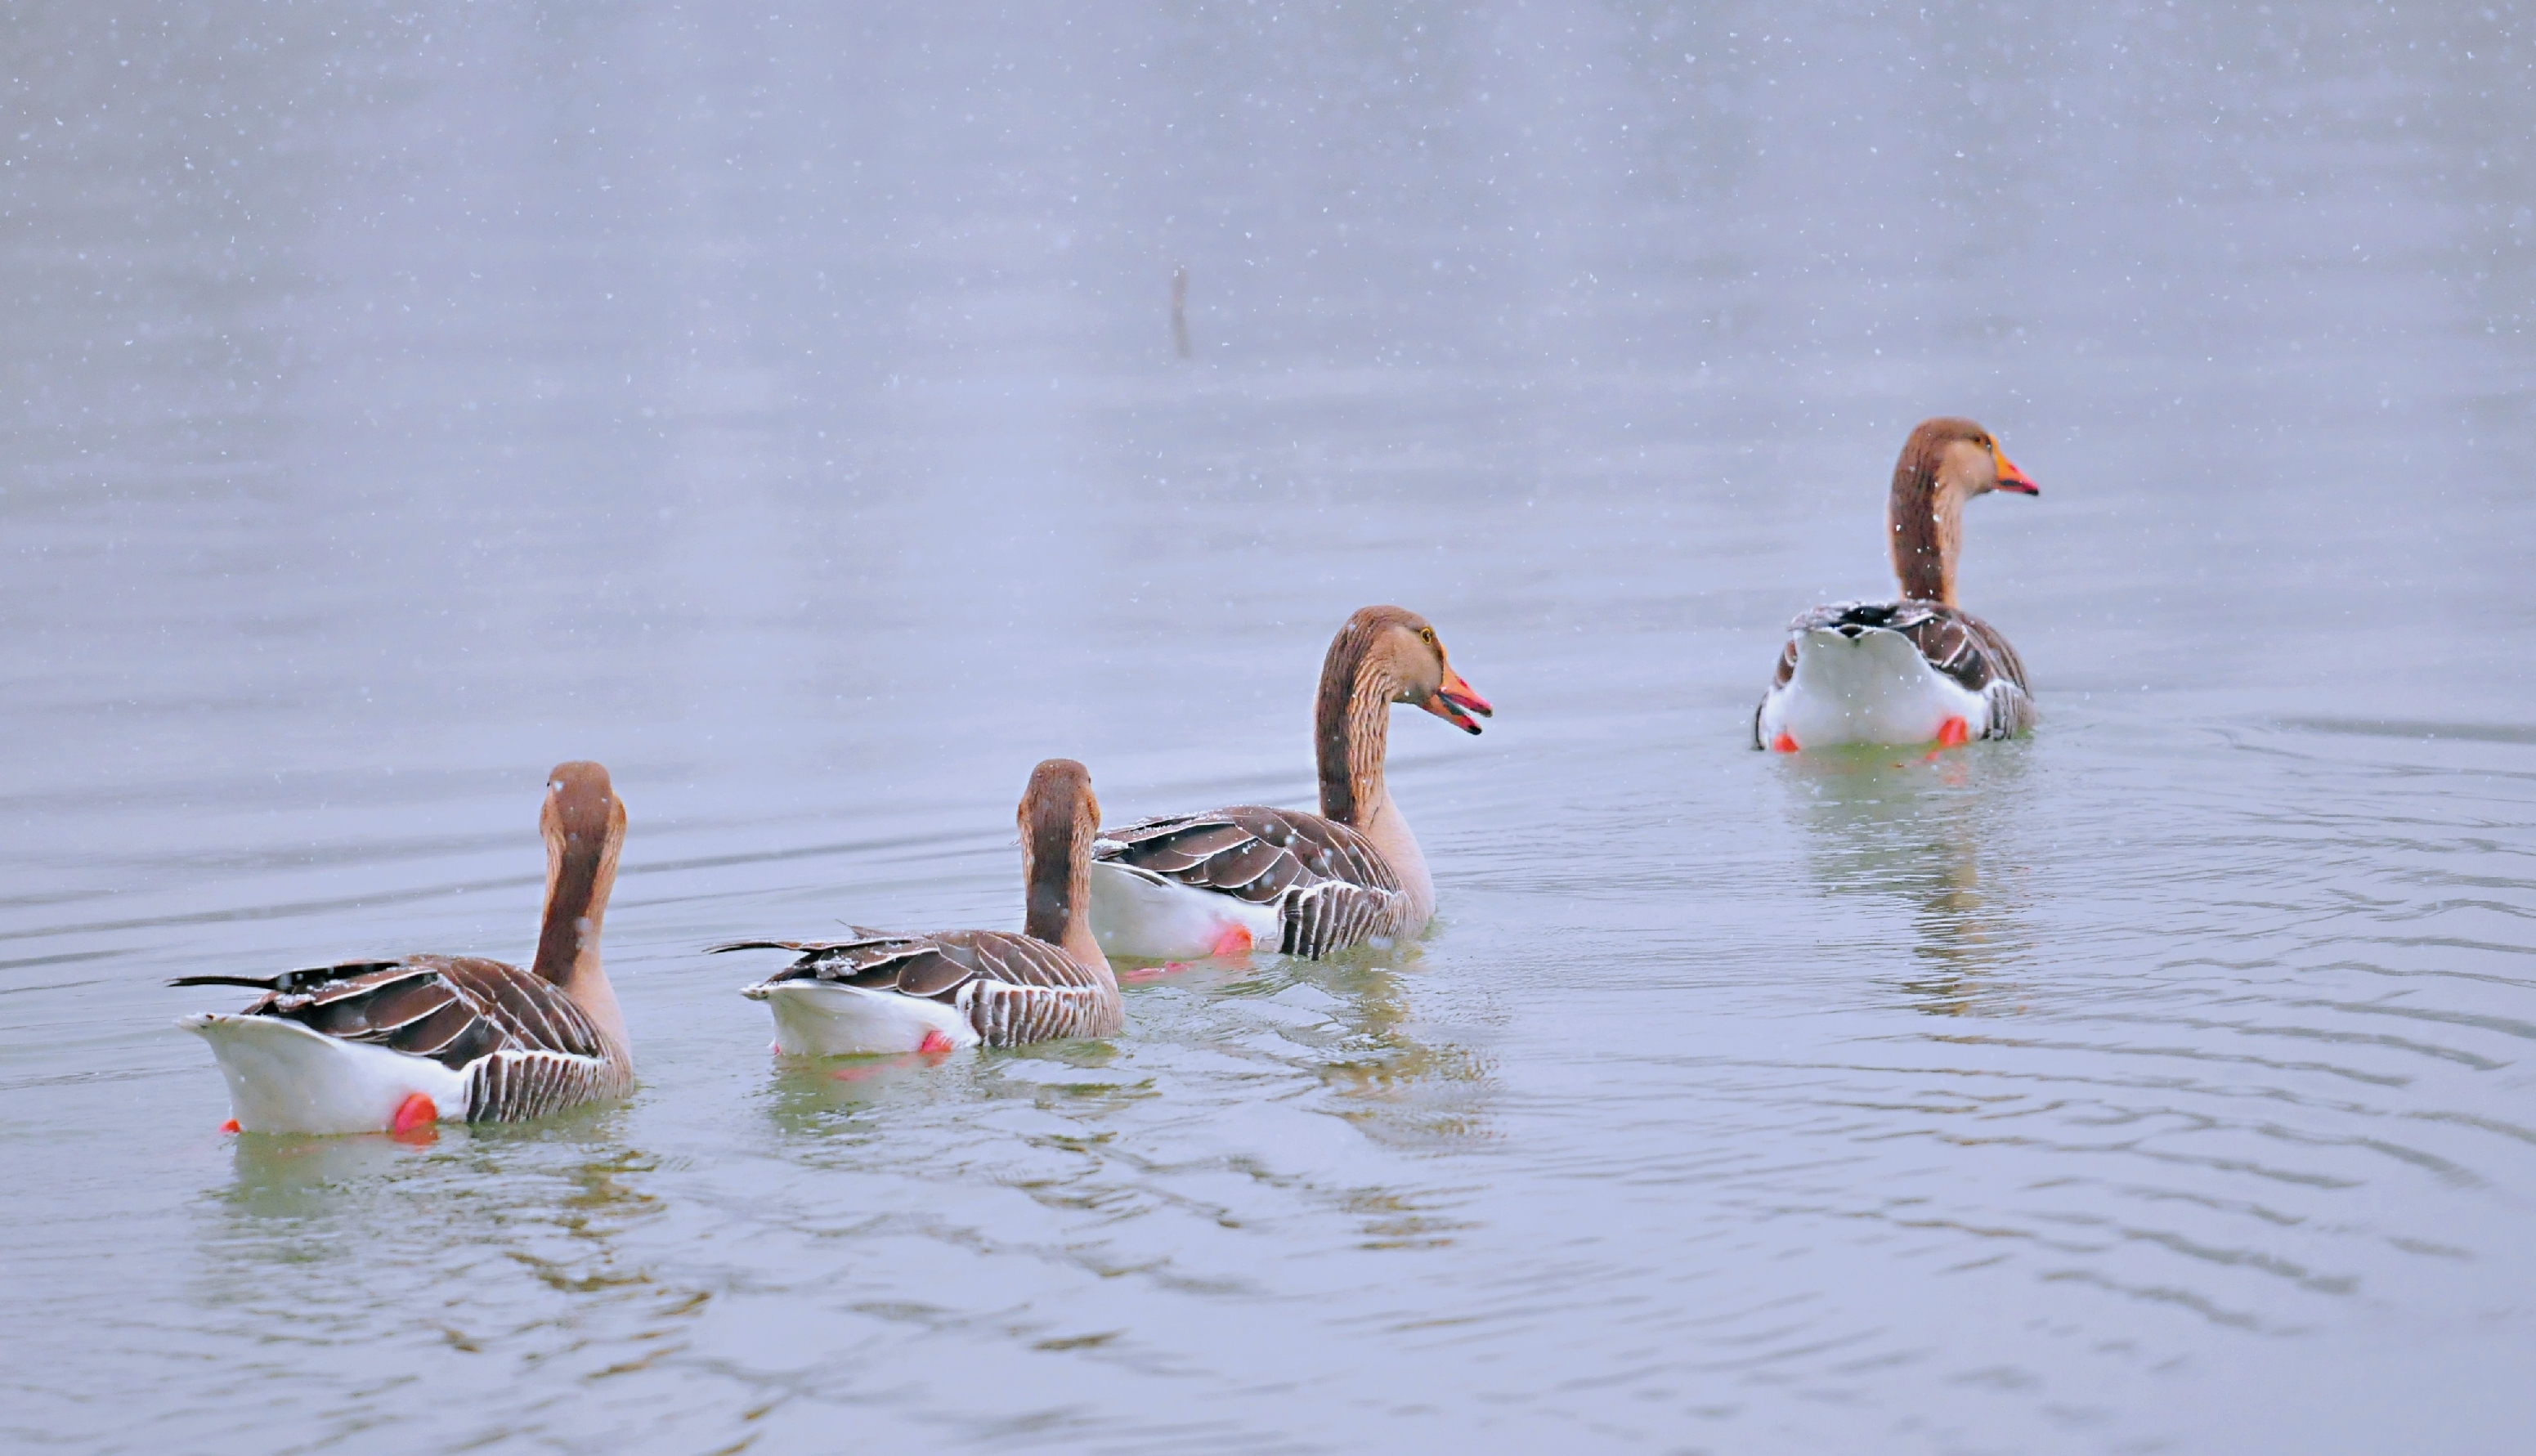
[173,761,634,1135]
[1091,604,1492,961]
[1756,417,2041,751]
[718,758,1122,1055]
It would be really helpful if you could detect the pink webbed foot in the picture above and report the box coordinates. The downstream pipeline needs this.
[389,1092,439,1145]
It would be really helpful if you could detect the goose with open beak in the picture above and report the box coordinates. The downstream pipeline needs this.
[172,762,636,1134]
[717,759,1122,1055]
[1755,418,2041,751]
[1090,605,1492,961]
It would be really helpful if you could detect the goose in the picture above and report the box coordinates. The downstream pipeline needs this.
[1090,604,1491,961]
[718,758,1122,1055]
[173,761,634,1135]
[1755,417,2041,750]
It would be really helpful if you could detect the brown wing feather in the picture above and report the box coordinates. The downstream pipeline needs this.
[717,930,1119,1046]
[1774,599,2028,695]
[1096,807,1402,905]
[1096,807,1410,957]
[173,955,626,1122]
[190,956,607,1068]
[1281,880,1408,959]
[1893,603,2028,695]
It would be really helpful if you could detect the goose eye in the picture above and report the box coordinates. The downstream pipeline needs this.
[1418,628,1436,644]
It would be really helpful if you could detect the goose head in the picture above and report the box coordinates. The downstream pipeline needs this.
[1889,418,2038,604]
[1907,416,2036,500]
[1338,605,1494,734]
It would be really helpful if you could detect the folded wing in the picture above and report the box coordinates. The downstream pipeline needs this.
[715,929,1118,1044]
[169,956,623,1122]
[1094,807,1410,956]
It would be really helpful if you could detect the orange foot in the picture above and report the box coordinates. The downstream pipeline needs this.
[389,1091,439,1144]
[1210,924,1254,958]
[917,1029,956,1055]
[219,1118,240,1135]
[1936,716,1970,748]
[1772,732,1799,754]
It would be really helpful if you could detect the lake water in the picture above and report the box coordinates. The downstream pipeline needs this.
[6,2,2534,1451]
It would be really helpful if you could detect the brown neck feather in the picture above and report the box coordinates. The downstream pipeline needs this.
[531,837,607,988]
[1315,625,1393,827]
[1888,435,1957,605]
[1023,821,1088,948]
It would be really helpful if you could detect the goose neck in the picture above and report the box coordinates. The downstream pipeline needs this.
[1889,464,1964,606]
[1317,662,1396,827]
[532,834,629,1055]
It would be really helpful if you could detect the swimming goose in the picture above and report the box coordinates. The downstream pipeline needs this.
[1755,417,2040,750]
[173,762,634,1135]
[719,758,1122,1055]
[1090,605,1492,961]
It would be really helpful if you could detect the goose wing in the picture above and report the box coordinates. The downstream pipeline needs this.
[171,955,609,1068]
[715,928,1108,997]
[170,956,624,1122]
[1774,600,2027,695]
[1898,602,2027,696]
[1094,807,1400,904]
[1279,878,1411,959]
[715,930,1118,1044]
[1095,807,1409,956]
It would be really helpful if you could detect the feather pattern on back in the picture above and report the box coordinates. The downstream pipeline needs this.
[1094,807,1412,958]
[169,955,629,1122]
[716,930,1122,1046]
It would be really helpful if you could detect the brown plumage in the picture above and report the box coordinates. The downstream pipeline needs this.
[1093,606,1491,960]
[1885,416,2036,607]
[173,762,635,1127]
[720,928,1120,1046]
[721,759,1122,1051]
[1753,419,2040,748]
[1095,806,1408,959]
[1768,600,2030,701]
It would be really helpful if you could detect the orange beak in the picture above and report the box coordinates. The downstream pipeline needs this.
[1421,665,1493,735]
[1993,449,2039,495]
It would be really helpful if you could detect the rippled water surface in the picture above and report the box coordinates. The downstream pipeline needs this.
[7,2,2536,1451]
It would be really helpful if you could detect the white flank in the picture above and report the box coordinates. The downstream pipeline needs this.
[1759,625,1989,748]
[1087,861,1282,961]
[744,981,982,1056]
[180,1013,467,1135]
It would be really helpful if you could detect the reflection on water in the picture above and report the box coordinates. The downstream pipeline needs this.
[1782,746,2036,1017]
[750,948,1494,1257]
[6,0,2536,1449]
[196,1116,709,1431]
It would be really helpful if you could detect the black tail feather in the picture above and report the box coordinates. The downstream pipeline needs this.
[168,974,281,990]
[710,928,899,956]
